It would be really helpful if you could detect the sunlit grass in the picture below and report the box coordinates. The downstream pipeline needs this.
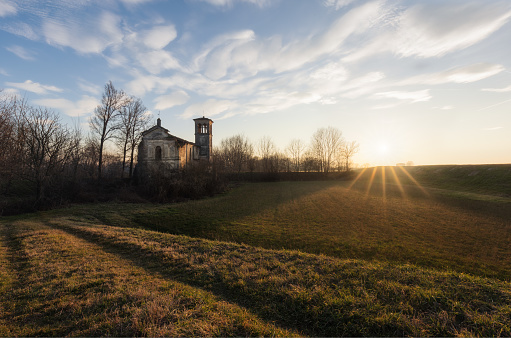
[0,220,295,337]
[44,218,511,336]
[119,180,511,280]
[1,164,510,336]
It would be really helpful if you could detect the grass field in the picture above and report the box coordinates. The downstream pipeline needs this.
[1,165,510,336]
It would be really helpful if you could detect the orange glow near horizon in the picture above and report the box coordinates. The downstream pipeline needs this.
[365,166,378,196]
[396,166,430,196]
[381,166,386,200]
[347,165,429,199]
[348,167,368,190]
[388,166,406,198]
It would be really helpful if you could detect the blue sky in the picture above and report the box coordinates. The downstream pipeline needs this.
[1,0,511,166]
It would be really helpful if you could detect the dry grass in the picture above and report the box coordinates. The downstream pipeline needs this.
[124,178,511,280]
[1,165,510,336]
[45,217,511,336]
[0,218,295,336]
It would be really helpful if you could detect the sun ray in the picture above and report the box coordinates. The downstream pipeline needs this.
[381,166,386,200]
[365,166,378,197]
[397,166,430,196]
[389,166,407,199]
[348,167,368,190]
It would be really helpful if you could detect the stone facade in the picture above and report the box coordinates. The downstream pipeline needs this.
[136,117,213,179]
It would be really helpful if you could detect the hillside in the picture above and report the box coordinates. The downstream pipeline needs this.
[1,164,510,336]
[1,214,510,337]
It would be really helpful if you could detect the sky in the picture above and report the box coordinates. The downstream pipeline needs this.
[1,0,511,166]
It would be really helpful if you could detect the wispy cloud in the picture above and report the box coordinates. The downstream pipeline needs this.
[196,0,273,8]
[34,95,99,117]
[77,79,102,96]
[344,2,511,61]
[42,11,123,54]
[0,0,16,17]
[400,64,504,85]
[181,99,237,119]
[154,91,190,110]
[6,45,36,61]
[1,22,38,40]
[373,90,432,103]
[0,68,8,76]
[323,0,358,10]
[5,80,63,94]
[482,85,511,93]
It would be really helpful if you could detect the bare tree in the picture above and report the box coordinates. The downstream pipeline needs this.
[310,127,344,173]
[258,136,278,173]
[218,134,254,173]
[341,140,360,172]
[23,107,72,203]
[89,81,129,180]
[0,94,31,192]
[115,96,149,179]
[286,139,306,172]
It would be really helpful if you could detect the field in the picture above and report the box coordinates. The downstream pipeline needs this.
[1,165,510,336]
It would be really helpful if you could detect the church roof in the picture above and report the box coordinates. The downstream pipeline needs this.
[141,121,197,146]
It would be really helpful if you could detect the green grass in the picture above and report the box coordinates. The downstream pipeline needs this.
[1,216,510,336]
[1,164,510,336]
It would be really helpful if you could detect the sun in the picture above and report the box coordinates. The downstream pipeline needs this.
[378,142,390,155]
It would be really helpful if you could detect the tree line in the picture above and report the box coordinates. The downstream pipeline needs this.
[1,80,359,213]
[214,127,359,174]
[0,82,150,213]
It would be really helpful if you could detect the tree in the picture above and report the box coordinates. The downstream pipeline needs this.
[23,107,73,203]
[286,139,306,172]
[341,140,359,172]
[126,99,150,179]
[218,134,254,173]
[257,136,278,173]
[0,94,31,192]
[115,96,149,179]
[89,81,129,180]
[310,127,344,173]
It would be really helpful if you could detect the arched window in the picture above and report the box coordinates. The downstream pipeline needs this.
[155,146,162,160]
[197,124,202,133]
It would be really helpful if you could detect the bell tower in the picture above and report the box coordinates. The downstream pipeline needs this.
[193,116,213,161]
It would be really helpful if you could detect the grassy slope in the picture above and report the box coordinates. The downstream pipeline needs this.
[1,164,510,336]
[89,171,510,281]
[1,215,510,336]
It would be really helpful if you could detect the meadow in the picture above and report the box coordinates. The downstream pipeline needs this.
[1,165,510,336]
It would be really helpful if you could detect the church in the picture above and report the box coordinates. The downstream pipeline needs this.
[136,117,213,177]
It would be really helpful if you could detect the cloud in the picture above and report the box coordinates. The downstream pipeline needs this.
[181,99,237,119]
[42,11,123,54]
[196,0,272,7]
[77,79,102,96]
[154,91,190,110]
[323,0,358,10]
[482,85,511,93]
[1,22,39,40]
[0,0,16,17]
[345,2,511,61]
[193,1,384,80]
[0,68,9,76]
[401,63,504,85]
[34,95,99,117]
[373,90,432,103]
[119,0,155,5]
[137,50,182,74]
[5,80,63,94]
[141,25,177,50]
[6,45,36,61]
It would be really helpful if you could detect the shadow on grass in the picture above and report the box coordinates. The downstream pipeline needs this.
[54,222,410,337]
[129,181,346,237]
